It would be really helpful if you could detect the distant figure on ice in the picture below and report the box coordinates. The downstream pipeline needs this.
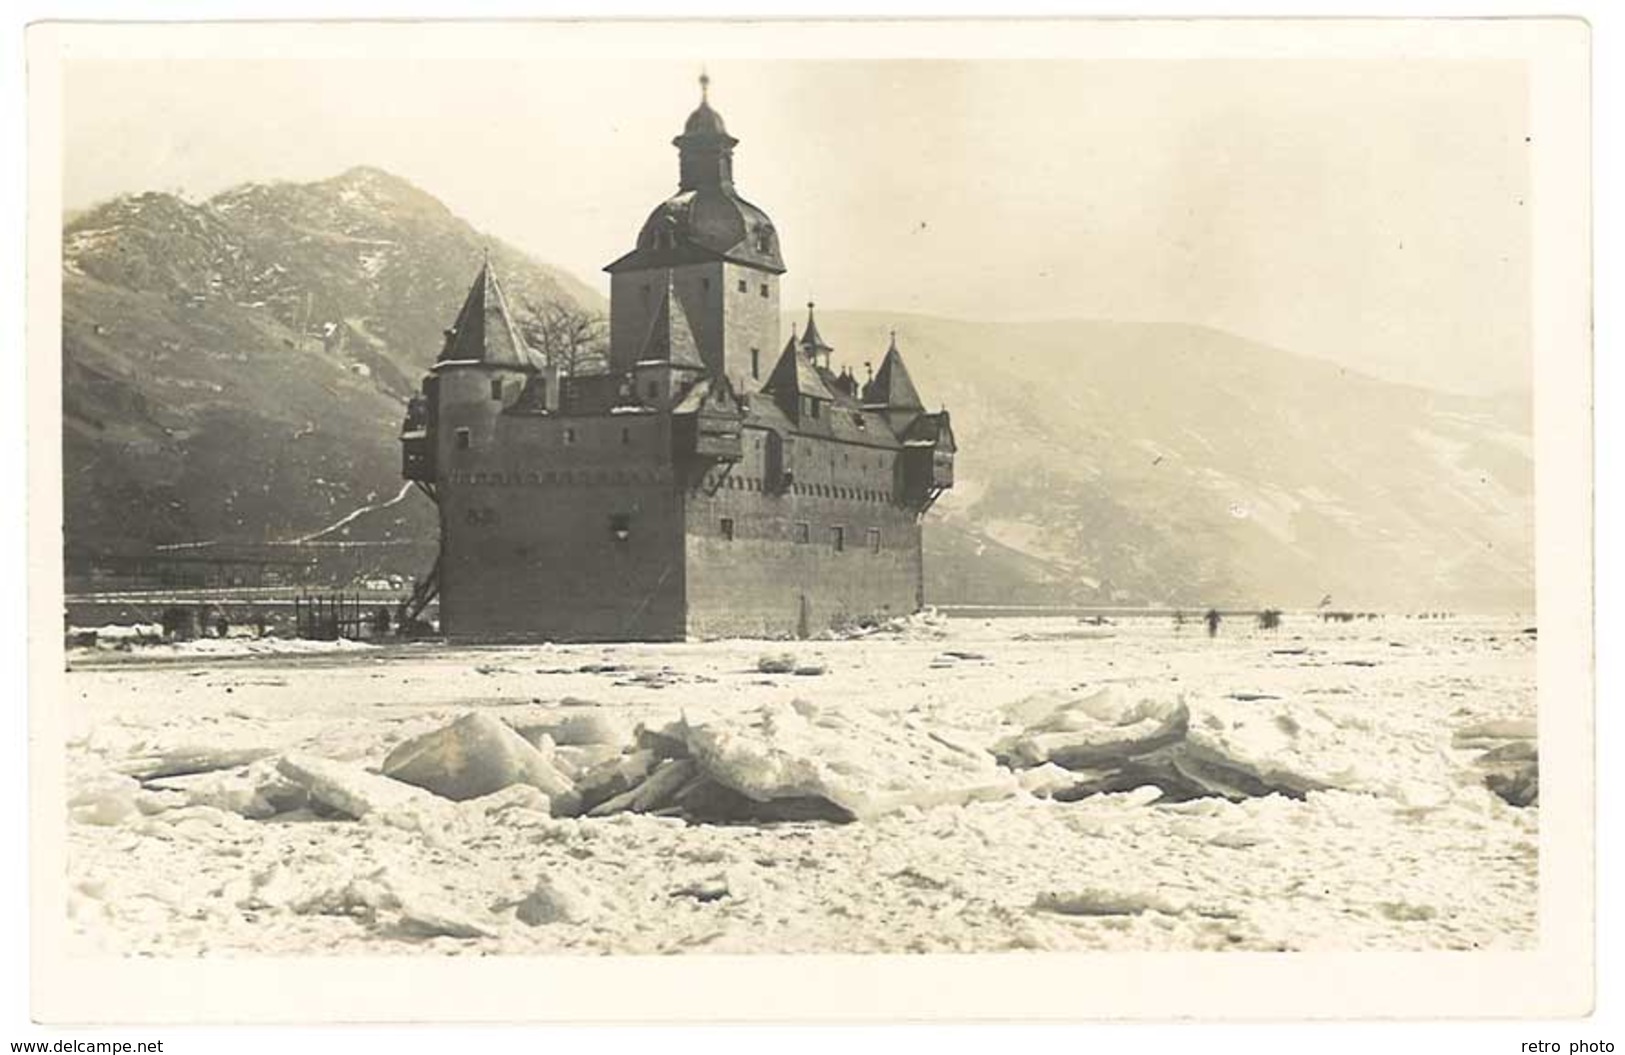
[1205,608,1222,637]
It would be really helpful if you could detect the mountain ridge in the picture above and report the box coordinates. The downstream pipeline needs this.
[59,168,1534,612]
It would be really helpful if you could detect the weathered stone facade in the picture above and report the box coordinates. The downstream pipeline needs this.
[400,81,955,641]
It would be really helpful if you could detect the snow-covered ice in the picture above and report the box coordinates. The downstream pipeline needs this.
[61,614,1537,955]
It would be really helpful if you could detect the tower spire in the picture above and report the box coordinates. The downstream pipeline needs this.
[674,71,737,192]
[800,300,833,366]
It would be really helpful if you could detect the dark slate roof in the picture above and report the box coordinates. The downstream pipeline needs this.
[819,364,862,404]
[606,188,785,275]
[904,410,957,451]
[637,275,706,369]
[435,262,538,371]
[863,338,924,411]
[741,392,902,451]
[764,333,835,404]
[673,371,744,417]
[681,98,732,140]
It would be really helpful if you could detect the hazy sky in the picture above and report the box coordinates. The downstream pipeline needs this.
[63,57,1530,396]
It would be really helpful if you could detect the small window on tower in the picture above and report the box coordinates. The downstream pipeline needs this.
[609,513,632,542]
[490,378,504,400]
[621,426,631,446]
[720,517,735,542]
[737,279,748,293]
[702,277,711,292]
[867,527,881,553]
[751,348,760,379]
[831,526,845,552]
[759,283,769,298]
[646,381,659,400]
[563,427,577,445]
[794,522,811,544]
[454,428,471,450]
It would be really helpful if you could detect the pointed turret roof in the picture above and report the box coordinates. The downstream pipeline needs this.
[764,331,835,404]
[436,260,536,370]
[863,331,924,410]
[636,273,706,369]
[800,301,833,357]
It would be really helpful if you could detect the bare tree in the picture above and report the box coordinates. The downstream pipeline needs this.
[517,297,609,377]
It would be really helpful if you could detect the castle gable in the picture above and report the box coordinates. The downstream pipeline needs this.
[763,333,836,405]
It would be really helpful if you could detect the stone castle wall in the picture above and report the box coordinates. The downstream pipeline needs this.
[431,380,924,641]
[682,424,922,638]
[435,393,687,641]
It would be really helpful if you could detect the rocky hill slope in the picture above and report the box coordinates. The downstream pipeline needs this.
[811,313,1532,611]
[62,167,599,563]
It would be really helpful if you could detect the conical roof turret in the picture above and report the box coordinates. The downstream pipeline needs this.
[436,259,536,370]
[862,330,924,410]
[800,301,833,358]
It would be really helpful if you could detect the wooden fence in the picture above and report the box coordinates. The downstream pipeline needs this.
[293,593,388,640]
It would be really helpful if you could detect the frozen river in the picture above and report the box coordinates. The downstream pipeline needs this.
[60,613,1538,955]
